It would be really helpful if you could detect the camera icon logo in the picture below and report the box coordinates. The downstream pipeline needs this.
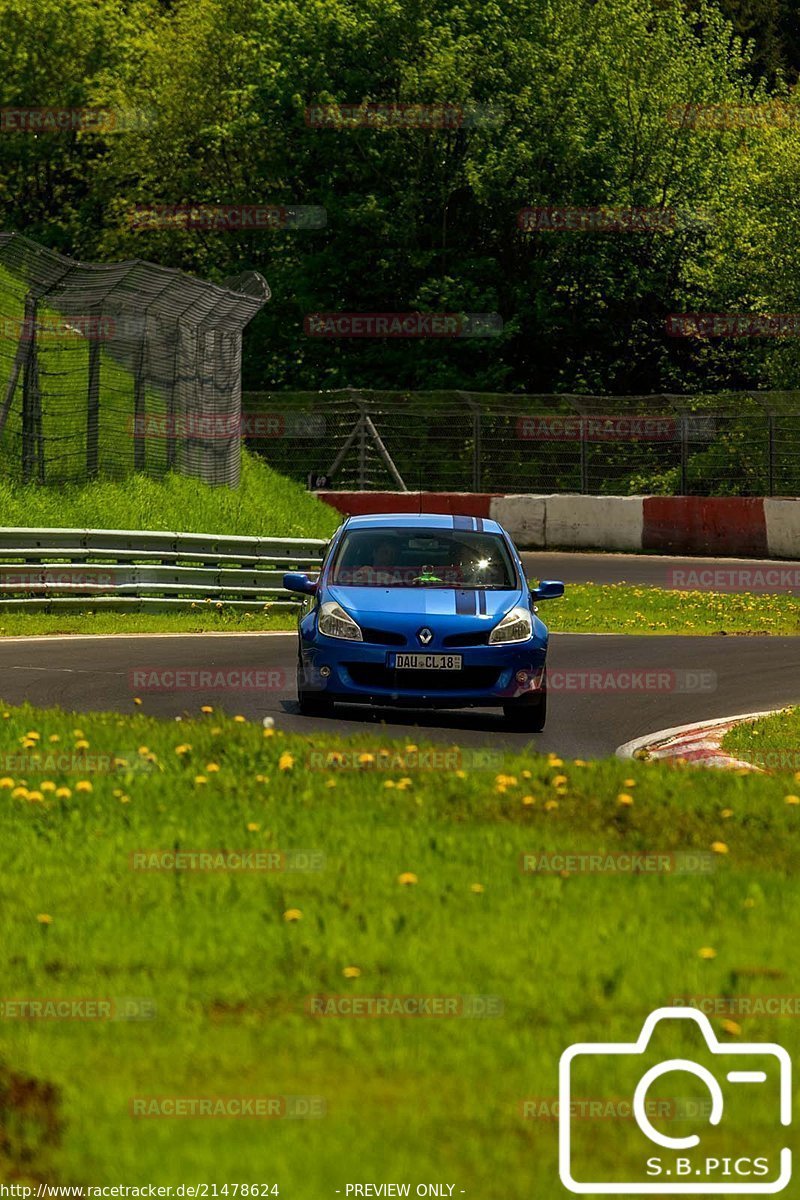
[559,1006,791,1194]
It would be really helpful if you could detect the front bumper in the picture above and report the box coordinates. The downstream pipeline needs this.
[299,634,547,709]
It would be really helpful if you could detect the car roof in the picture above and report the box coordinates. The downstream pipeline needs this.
[341,512,505,534]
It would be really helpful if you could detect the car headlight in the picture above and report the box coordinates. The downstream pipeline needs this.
[488,605,533,645]
[318,601,363,641]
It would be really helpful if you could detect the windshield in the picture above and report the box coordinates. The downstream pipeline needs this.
[329,528,518,589]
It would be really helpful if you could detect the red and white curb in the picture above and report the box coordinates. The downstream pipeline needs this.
[616,709,786,770]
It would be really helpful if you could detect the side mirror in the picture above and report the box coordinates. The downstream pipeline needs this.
[283,572,318,596]
[529,579,565,602]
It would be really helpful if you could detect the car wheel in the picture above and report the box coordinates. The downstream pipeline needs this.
[503,688,547,732]
[296,661,334,717]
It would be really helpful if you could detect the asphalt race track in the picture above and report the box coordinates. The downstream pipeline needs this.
[0,630,798,759]
[1,552,798,759]
[520,550,800,590]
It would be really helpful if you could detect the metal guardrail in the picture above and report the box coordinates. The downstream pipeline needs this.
[0,528,326,610]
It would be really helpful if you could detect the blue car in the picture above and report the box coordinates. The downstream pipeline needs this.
[283,513,564,730]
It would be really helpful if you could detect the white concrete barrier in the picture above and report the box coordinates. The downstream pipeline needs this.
[488,495,548,547]
[497,494,646,551]
[765,498,800,560]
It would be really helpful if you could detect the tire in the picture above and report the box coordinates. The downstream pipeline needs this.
[296,661,334,717]
[503,688,547,732]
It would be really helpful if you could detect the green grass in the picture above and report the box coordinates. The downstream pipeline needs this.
[0,450,339,540]
[544,584,800,635]
[0,582,798,638]
[722,706,800,776]
[0,703,798,1190]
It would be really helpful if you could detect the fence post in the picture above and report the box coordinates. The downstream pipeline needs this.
[358,399,367,489]
[768,413,776,496]
[87,320,101,479]
[680,415,688,495]
[472,405,482,492]
[579,418,588,494]
[21,291,39,484]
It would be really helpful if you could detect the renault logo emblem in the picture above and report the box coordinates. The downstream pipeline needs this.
[417,627,433,645]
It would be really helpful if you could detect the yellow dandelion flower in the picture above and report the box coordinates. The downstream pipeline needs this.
[11,787,28,800]
[359,753,375,766]
[200,706,214,714]
[234,715,246,723]
[521,769,532,778]
[27,790,44,803]
[397,872,418,885]
[698,947,717,959]
[455,770,466,780]
[342,966,361,979]
[40,781,56,792]
[623,778,636,787]
[255,774,267,783]
[383,780,396,789]
[75,780,93,793]
[326,779,337,788]
[48,735,60,743]
[25,732,40,742]
[721,808,734,818]
[548,756,564,767]
[0,777,14,789]
[194,775,208,786]
[470,883,485,893]
[263,728,275,738]
[721,1019,741,1036]
[617,793,634,806]
[278,752,295,771]
[205,763,220,773]
[37,913,52,925]
[175,744,192,756]
[405,744,418,753]
[544,798,559,811]
[522,795,536,806]
[711,841,729,854]
[55,787,71,799]
[72,729,84,739]
[283,908,302,922]
[74,740,90,750]
[785,795,800,806]
[552,774,568,786]
[133,697,142,706]
[246,822,260,832]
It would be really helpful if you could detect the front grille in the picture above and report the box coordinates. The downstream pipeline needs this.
[345,663,502,691]
[359,626,407,646]
[442,630,490,647]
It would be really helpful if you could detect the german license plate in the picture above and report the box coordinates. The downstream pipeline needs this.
[388,653,463,670]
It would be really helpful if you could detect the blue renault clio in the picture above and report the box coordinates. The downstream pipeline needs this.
[283,513,564,730]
